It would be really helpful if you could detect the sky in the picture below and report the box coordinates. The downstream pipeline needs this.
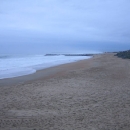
[0,0,130,54]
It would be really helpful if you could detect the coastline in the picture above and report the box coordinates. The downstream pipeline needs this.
[0,55,93,87]
[0,53,130,129]
[0,54,92,80]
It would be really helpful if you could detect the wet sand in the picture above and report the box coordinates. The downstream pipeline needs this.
[0,53,130,130]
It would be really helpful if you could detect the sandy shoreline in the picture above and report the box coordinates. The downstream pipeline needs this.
[0,53,130,129]
[0,56,93,87]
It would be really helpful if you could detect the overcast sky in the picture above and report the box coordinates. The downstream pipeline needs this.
[0,0,130,54]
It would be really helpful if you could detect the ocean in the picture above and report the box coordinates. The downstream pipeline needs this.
[0,54,91,79]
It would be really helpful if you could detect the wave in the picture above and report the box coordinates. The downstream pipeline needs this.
[0,54,91,79]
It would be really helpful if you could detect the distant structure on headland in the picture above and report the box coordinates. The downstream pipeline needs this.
[45,54,93,56]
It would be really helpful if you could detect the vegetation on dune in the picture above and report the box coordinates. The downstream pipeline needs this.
[115,50,130,59]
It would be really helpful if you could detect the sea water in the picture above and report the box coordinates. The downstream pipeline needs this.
[0,54,91,79]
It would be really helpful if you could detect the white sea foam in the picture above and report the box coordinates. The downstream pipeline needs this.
[0,55,91,79]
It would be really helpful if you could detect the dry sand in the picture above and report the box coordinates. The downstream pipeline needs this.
[0,53,130,130]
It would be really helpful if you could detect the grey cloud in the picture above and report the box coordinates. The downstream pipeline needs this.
[0,0,130,54]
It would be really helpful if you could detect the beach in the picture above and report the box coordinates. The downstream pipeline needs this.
[0,53,130,129]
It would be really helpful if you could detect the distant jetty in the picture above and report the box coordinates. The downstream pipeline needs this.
[115,50,130,59]
[45,54,94,56]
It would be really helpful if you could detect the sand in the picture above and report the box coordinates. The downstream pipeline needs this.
[0,53,130,130]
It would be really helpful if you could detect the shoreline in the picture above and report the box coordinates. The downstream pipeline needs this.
[0,55,92,80]
[0,55,94,87]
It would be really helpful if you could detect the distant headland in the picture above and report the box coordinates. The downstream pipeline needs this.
[45,54,94,56]
[115,50,130,59]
